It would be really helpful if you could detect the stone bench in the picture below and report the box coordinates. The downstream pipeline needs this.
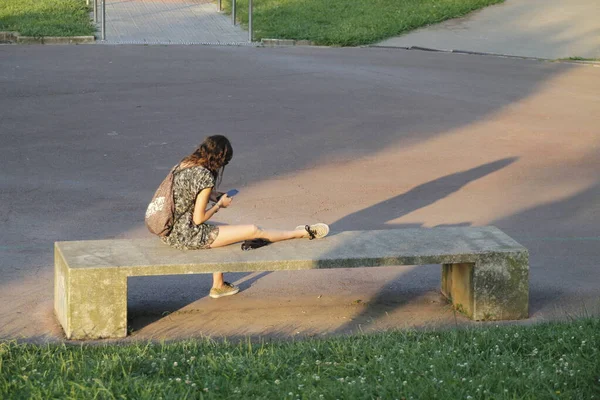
[54,226,529,339]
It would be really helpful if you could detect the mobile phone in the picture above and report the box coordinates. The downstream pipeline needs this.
[217,189,239,201]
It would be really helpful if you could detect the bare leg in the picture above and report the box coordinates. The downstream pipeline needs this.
[210,224,307,249]
[213,272,225,288]
[209,225,312,289]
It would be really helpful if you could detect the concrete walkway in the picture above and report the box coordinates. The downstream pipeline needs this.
[96,0,249,45]
[376,0,600,60]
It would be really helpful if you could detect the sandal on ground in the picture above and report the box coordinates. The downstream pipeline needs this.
[295,223,330,240]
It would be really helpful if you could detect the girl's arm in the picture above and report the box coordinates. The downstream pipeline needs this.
[193,188,232,225]
[209,189,224,203]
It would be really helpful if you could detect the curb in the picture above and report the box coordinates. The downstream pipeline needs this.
[371,45,600,66]
[260,38,315,47]
[0,31,95,45]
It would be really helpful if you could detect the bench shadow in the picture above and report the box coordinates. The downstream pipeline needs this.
[127,271,271,333]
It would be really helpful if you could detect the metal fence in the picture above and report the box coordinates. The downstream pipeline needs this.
[90,0,252,43]
[218,0,253,42]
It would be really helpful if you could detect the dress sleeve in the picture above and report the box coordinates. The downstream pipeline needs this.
[189,167,216,196]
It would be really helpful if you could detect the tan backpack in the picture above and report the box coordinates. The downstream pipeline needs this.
[145,165,179,237]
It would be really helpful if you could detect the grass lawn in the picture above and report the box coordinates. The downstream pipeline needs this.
[2,318,599,399]
[0,0,501,44]
[0,0,95,37]
[223,0,504,46]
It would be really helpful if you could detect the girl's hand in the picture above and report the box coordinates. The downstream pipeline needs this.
[218,194,233,208]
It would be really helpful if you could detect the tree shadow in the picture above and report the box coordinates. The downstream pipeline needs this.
[331,157,517,232]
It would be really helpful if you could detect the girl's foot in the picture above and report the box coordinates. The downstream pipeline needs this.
[295,223,330,240]
[209,282,240,298]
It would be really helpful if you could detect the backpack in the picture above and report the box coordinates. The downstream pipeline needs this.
[145,165,179,237]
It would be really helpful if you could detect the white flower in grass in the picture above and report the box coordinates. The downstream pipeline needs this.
[204,388,209,392]
[402,381,407,385]
[175,378,181,382]
[313,374,320,381]
[274,379,281,385]
[173,362,178,367]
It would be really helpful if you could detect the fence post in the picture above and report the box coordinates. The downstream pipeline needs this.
[232,0,236,25]
[101,0,106,40]
[218,0,221,12]
[93,0,97,23]
[248,0,252,42]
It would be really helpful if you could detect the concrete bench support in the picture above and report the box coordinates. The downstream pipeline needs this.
[441,252,529,320]
[54,226,529,339]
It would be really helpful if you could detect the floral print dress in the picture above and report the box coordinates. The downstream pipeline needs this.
[161,166,220,250]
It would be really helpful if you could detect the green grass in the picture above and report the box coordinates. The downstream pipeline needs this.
[223,0,504,46]
[0,0,95,37]
[2,318,600,399]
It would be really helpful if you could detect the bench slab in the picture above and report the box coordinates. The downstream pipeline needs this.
[54,227,529,339]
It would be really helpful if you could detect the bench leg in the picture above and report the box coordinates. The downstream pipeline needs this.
[441,252,529,320]
[55,264,128,339]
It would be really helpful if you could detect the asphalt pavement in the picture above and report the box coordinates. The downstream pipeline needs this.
[1,45,599,342]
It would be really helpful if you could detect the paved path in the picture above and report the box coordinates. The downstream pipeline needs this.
[96,0,249,44]
[1,45,599,341]
[376,0,600,60]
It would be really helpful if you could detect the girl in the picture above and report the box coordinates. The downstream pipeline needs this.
[161,135,329,298]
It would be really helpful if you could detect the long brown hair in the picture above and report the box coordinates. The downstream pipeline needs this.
[180,135,233,186]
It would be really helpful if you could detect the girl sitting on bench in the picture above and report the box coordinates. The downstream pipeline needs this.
[160,135,329,298]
